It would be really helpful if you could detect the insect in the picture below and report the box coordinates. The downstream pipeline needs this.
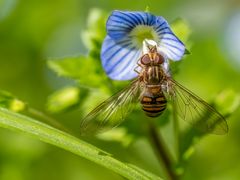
[80,45,228,135]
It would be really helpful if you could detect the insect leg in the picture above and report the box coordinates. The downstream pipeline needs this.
[134,66,140,74]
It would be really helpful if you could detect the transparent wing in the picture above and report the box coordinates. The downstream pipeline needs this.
[80,79,141,135]
[164,78,228,135]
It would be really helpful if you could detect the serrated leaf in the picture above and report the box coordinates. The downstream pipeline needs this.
[0,108,162,180]
[48,56,107,88]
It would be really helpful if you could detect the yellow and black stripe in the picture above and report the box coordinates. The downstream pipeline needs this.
[141,95,167,117]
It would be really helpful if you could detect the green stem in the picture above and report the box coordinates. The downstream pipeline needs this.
[0,108,162,180]
[26,107,71,134]
[172,103,180,162]
[147,117,179,180]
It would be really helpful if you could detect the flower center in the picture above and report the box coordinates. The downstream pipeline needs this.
[129,25,159,48]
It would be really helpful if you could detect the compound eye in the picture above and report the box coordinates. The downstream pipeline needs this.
[141,54,151,65]
[155,54,164,64]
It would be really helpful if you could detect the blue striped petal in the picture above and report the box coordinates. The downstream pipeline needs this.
[107,11,157,41]
[101,36,141,80]
[155,16,185,61]
[101,11,186,80]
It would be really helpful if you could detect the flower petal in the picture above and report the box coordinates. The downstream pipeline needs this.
[106,11,185,61]
[101,11,186,80]
[153,16,185,61]
[101,36,141,80]
[106,10,157,41]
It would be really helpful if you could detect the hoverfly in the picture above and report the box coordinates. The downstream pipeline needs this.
[80,45,228,135]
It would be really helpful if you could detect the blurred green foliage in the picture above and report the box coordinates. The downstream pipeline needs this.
[46,86,81,113]
[0,91,26,112]
[0,108,161,180]
[0,0,240,180]
[48,56,107,89]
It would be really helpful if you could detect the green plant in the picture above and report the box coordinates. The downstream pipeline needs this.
[0,9,239,180]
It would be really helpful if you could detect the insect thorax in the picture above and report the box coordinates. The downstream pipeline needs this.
[141,66,164,85]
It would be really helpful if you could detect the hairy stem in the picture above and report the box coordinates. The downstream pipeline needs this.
[147,117,179,180]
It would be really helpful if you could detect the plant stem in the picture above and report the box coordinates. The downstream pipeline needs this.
[27,107,71,134]
[172,103,180,162]
[147,117,179,180]
[0,108,162,180]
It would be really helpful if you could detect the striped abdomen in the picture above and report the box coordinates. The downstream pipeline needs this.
[141,89,167,117]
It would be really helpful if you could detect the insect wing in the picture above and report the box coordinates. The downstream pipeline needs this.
[80,80,141,135]
[165,79,228,134]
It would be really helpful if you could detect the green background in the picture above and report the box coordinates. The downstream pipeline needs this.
[0,0,240,179]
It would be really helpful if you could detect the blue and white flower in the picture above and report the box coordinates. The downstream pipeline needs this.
[101,10,185,80]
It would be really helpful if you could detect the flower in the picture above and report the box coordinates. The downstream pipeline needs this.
[101,10,185,80]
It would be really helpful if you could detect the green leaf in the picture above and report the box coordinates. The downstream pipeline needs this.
[171,18,192,46]
[179,90,240,162]
[214,89,240,115]
[0,90,26,112]
[47,56,107,88]
[81,89,110,116]
[81,8,107,52]
[0,108,162,180]
[144,6,150,12]
[96,127,134,147]
[168,19,192,75]
[46,86,81,113]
